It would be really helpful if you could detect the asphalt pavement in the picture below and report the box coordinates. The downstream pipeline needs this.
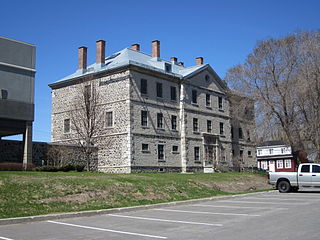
[1,190,320,240]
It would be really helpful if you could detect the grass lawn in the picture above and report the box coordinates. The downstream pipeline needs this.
[0,171,270,219]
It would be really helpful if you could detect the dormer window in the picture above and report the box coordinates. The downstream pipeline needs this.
[205,75,210,82]
[165,63,172,72]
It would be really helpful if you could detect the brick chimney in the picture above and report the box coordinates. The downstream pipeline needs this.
[170,57,178,64]
[96,40,105,66]
[131,43,140,51]
[78,46,87,72]
[196,57,204,65]
[178,62,184,66]
[152,40,160,58]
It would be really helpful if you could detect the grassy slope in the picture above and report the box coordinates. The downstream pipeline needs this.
[0,171,270,219]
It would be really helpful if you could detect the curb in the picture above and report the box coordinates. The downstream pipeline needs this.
[0,190,275,225]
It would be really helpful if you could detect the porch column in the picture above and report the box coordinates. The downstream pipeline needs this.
[180,83,187,173]
[23,121,33,170]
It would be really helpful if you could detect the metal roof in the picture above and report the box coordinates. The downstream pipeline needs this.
[52,48,208,85]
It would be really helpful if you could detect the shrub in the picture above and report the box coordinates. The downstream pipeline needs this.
[75,164,85,172]
[34,166,59,172]
[60,164,75,172]
[0,162,34,171]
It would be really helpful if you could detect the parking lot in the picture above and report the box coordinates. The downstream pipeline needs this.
[1,191,320,240]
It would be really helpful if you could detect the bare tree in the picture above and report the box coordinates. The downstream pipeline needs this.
[71,78,103,170]
[225,30,320,157]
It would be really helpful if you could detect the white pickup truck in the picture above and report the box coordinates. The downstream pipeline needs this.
[268,163,320,193]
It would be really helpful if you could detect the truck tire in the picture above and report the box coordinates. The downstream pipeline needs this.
[277,180,291,193]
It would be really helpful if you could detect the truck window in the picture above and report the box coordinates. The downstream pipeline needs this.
[301,165,310,173]
[312,165,320,173]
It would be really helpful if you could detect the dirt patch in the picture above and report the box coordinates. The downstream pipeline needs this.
[196,174,270,193]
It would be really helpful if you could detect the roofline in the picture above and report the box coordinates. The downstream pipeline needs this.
[257,145,290,149]
[183,64,228,90]
[0,36,35,47]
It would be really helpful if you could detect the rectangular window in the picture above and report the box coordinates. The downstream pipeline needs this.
[301,165,310,173]
[1,89,8,100]
[219,122,224,135]
[218,96,223,109]
[247,130,251,141]
[141,110,148,127]
[277,160,283,169]
[207,120,212,133]
[284,160,292,168]
[64,119,70,133]
[206,94,211,107]
[158,144,165,160]
[106,111,113,127]
[248,150,252,156]
[170,86,177,101]
[156,82,163,98]
[142,144,149,152]
[239,128,243,139]
[141,79,148,95]
[269,149,274,155]
[258,149,262,155]
[312,165,320,173]
[172,145,178,153]
[84,85,91,100]
[157,113,164,129]
[194,147,200,161]
[193,118,199,132]
[240,150,243,157]
[192,89,197,104]
[171,115,177,130]
[261,161,268,170]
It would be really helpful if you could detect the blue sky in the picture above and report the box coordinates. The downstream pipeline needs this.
[1,0,319,142]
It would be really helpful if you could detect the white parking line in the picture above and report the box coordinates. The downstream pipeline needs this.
[219,200,306,205]
[194,204,288,210]
[242,197,309,201]
[47,220,167,239]
[0,237,14,240]
[108,214,223,226]
[154,209,260,217]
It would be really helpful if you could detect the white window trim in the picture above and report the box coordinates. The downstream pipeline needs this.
[284,159,291,168]
[277,160,283,169]
[105,110,114,128]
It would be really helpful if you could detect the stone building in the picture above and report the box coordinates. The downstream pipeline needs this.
[49,40,256,173]
[0,37,36,168]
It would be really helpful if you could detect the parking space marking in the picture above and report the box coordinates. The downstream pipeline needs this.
[108,214,223,227]
[194,204,288,210]
[47,220,167,239]
[0,237,14,240]
[242,197,310,201]
[220,200,306,205]
[154,209,260,217]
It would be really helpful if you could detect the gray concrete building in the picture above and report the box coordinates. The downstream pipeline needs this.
[49,40,256,173]
[0,37,36,168]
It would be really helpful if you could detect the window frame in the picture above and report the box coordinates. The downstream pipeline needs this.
[105,111,114,128]
[157,113,164,129]
[194,146,200,161]
[142,143,149,153]
[158,144,165,160]
[207,120,212,133]
[192,89,197,104]
[140,79,148,95]
[171,115,177,130]
[219,122,224,135]
[170,86,177,101]
[156,82,163,98]
[218,96,223,110]
[193,118,199,132]
[277,160,284,169]
[284,159,292,169]
[141,110,148,127]
[64,118,71,133]
[206,94,211,107]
